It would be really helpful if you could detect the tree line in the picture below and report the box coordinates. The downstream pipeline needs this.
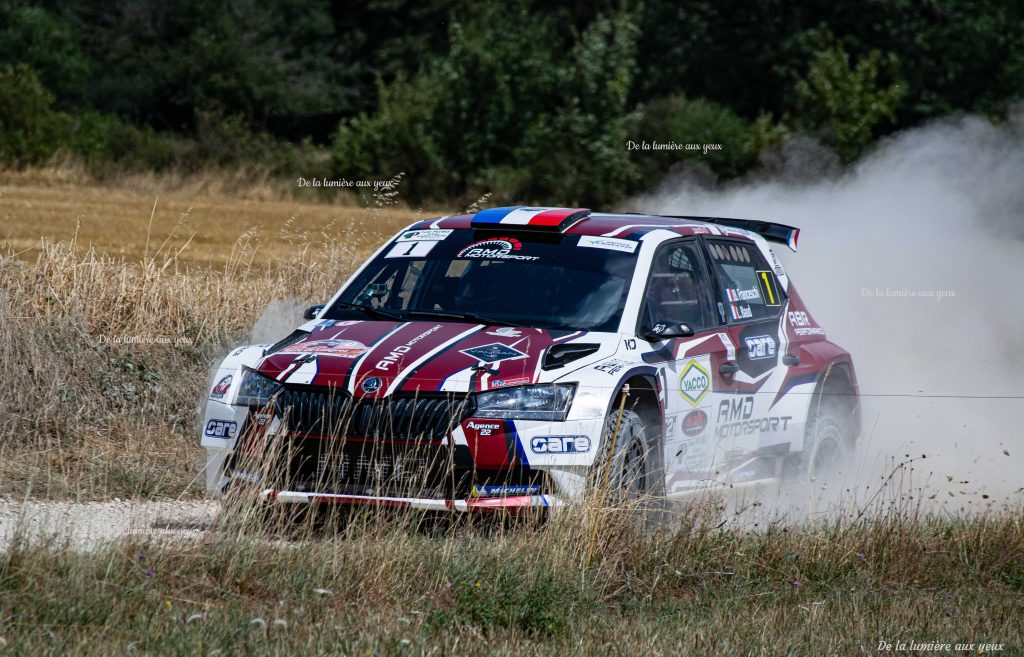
[1,0,1021,205]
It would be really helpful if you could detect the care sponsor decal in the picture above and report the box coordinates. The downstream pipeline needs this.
[744,335,777,360]
[457,236,538,261]
[714,396,791,440]
[396,229,452,242]
[678,358,711,407]
[384,240,438,258]
[204,419,237,439]
[756,270,781,306]
[210,375,232,399]
[460,342,526,363]
[531,435,591,454]
[681,409,708,437]
[788,310,826,336]
[577,235,638,253]
[375,324,444,371]
[282,339,368,357]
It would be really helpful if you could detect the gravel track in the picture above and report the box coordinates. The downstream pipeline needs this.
[0,498,219,551]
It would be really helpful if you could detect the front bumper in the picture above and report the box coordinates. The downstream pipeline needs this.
[261,488,561,512]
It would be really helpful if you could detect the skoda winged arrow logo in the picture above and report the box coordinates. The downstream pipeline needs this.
[361,376,383,394]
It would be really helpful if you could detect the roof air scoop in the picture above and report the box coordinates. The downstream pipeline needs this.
[471,206,591,232]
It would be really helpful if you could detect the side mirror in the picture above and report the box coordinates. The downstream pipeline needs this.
[641,322,694,341]
[303,304,325,320]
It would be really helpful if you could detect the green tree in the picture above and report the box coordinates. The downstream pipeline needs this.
[792,40,905,162]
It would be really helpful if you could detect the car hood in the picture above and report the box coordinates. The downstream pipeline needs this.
[255,319,603,398]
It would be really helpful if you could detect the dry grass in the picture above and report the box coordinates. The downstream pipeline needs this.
[0,501,1021,655]
[0,166,425,266]
[0,176,435,499]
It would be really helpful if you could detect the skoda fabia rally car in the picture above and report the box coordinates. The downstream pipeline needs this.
[201,207,860,512]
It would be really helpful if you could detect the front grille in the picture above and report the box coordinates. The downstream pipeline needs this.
[274,387,473,440]
[281,438,458,497]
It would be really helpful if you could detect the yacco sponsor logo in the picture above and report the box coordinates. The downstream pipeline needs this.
[472,484,541,497]
[457,236,538,261]
[490,376,531,389]
[531,435,591,454]
[210,375,232,399]
[788,310,826,336]
[285,339,367,357]
[375,325,443,370]
[204,419,236,439]
[678,359,710,406]
[714,396,791,440]
[744,335,777,360]
[465,420,502,436]
[681,409,707,437]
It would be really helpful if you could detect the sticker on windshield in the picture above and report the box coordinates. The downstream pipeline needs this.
[457,237,538,261]
[577,235,637,253]
[396,229,452,242]
[385,241,438,258]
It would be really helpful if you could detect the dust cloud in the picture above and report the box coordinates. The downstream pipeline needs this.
[633,113,1024,520]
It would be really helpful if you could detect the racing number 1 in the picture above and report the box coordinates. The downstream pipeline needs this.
[757,270,781,307]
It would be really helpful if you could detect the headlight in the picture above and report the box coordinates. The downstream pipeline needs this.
[237,367,283,407]
[473,383,576,421]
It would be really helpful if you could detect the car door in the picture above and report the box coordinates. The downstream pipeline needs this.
[635,239,739,495]
[702,237,792,473]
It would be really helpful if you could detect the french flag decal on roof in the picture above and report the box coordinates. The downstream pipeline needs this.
[471,206,591,232]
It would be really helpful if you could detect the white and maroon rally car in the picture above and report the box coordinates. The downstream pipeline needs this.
[201,207,861,512]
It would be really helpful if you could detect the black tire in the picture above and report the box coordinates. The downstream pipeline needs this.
[802,398,853,481]
[591,408,665,504]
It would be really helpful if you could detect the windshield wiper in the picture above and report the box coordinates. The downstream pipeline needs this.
[404,309,526,327]
[332,302,404,321]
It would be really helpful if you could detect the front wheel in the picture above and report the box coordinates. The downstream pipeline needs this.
[590,408,664,505]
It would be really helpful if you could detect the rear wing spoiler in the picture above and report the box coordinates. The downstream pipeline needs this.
[667,216,800,252]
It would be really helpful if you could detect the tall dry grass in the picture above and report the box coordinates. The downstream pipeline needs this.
[0,199,407,498]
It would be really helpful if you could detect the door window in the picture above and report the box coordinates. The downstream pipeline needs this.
[706,240,784,322]
[641,241,712,332]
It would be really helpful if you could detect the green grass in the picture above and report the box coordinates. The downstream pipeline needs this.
[1,506,1021,656]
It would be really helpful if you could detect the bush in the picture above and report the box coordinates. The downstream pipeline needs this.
[331,5,642,207]
[791,39,905,163]
[631,95,768,183]
[0,65,69,165]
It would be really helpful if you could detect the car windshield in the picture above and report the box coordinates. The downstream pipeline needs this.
[322,229,640,332]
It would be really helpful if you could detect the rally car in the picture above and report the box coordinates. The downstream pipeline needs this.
[200,206,861,512]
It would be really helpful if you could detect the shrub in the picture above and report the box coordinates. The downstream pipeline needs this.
[0,65,68,165]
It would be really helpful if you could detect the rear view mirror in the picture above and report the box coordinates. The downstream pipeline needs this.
[303,304,325,320]
[641,322,694,341]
